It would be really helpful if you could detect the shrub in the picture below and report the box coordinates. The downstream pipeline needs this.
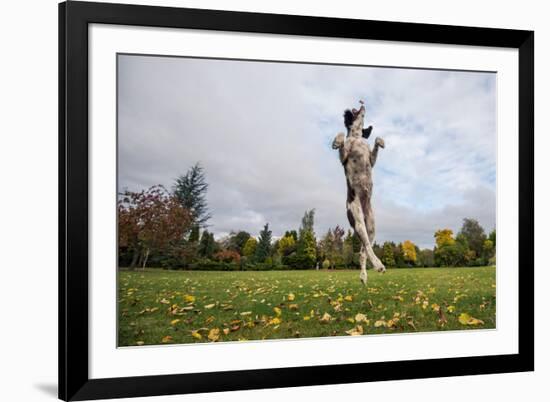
[213,250,241,264]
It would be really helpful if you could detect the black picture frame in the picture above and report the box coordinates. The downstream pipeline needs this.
[59,1,534,400]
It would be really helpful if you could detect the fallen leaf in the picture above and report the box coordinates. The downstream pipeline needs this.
[223,328,230,335]
[191,330,202,340]
[136,341,145,346]
[289,304,299,310]
[204,303,216,309]
[161,335,173,343]
[374,320,386,327]
[273,307,282,316]
[345,325,364,336]
[320,312,332,323]
[159,298,170,305]
[458,313,484,326]
[288,293,295,301]
[208,328,220,341]
[344,295,353,302]
[184,295,196,303]
[240,311,252,316]
[355,313,368,323]
[170,319,181,325]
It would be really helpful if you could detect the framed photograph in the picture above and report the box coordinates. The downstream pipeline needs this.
[59,1,534,400]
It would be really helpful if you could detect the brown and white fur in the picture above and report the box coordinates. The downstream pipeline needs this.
[332,104,385,286]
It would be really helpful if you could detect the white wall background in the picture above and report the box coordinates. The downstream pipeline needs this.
[0,0,546,401]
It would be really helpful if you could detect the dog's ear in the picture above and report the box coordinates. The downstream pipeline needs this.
[362,125,373,139]
[343,109,354,129]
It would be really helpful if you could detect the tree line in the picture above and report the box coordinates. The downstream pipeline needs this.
[118,163,496,271]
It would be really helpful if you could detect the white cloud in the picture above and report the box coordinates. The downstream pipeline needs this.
[118,55,496,249]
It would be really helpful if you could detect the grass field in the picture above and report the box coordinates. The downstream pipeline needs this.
[118,266,496,346]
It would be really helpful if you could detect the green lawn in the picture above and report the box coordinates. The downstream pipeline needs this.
[118,267,496,346]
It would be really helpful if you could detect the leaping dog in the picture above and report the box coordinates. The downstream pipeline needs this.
[332,101,385,286]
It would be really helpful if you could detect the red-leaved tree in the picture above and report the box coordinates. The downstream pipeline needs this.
[118,185,192,270]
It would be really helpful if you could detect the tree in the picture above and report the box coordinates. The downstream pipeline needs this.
[255,223,272,263]
[278,233,296,256]
[488,229,496,248]
[173,163,211,228]
[343,230,357,267]
[284,230,298,242]
[301,209,315,233]
[402,240,417,266]
[295,229,317,268]
[118,185,192,270]
[419,249,434,267]
[198,230,217,259]
[434,229,455,248]
[295,210,317,268]
[393,242,405,267]
[458,218,487,258]
[434,243,464,267]
[483,239,495,259]
[227,231,251,255]
[242,237,258,257]
[382,242,396,268]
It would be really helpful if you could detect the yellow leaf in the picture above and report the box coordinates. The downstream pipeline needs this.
[223,328,230,335]
[355,313,368,323]
[374,320,386,327]
[320,312,332,323]
[345,325,364,336]
[303,316,311,321]
[136,341,145,346]
[458,313,484,326]
[447,305,455,313]
[431,303,440,312]
[184,295,196,303]
[287,293,295,301]
[161,335,173,343]
[191,331,202,340]
[269,317,281,325]
[170,319,181,325]
[273,307,282,316]
[289,304,298,310]
[208,328,220,341]
[204,303,216,309]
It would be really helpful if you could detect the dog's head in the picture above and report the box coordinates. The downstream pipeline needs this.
[343,105,365,137]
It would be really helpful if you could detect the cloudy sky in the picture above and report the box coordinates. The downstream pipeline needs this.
[118,54,496,249]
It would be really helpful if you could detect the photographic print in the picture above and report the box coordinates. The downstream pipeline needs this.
[117,54,497,347]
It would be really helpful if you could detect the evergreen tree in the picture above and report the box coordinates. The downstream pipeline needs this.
[173,163,211,228]
[198,230,217,258]
[382,242,396,268]
[255,224,272,263]
[284,230,298,242]
[295,209,317,268]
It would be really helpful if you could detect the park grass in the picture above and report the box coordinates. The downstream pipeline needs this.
[118,266,496,346]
